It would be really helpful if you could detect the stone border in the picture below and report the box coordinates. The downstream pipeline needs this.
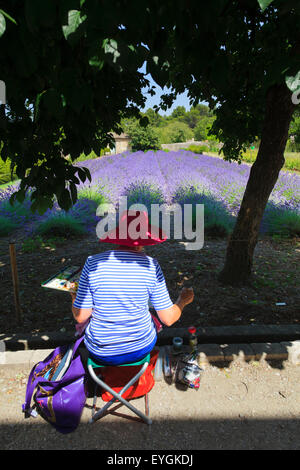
[1,341,300,371]
[199,341,300,366]
[1,324,300,352]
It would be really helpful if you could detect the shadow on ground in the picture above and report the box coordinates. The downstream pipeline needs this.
[0,417,299,450]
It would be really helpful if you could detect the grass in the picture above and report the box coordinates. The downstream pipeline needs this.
[241,150,300,172]
[71,148,111,163]
[77,186,108,206]
[205,149,300,172]
[185,144,210,154]
[0,157,18,185]
[0,180,19,190]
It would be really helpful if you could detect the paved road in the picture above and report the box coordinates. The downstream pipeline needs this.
[0,352,299,451]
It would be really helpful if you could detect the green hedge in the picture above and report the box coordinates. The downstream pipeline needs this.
[186,144,210,154]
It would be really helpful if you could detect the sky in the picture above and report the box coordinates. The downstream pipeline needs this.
[138,62,192,116]
[141,80,192,116]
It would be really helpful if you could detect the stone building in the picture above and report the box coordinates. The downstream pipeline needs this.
[110,132,131,154]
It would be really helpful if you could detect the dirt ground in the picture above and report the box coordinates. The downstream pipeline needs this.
[0,358,299,450]
[0,232,299,335]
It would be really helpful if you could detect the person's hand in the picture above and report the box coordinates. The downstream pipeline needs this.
[179,287,194,306]
[69,282,77,301]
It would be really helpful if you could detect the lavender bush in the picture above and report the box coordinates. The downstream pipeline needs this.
[30,197,102,238]
[173,185,235,237]
[122,180,165,214]
[0,183,104,238]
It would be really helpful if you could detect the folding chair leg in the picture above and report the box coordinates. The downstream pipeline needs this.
[91,384,99,418]
[88,363,152,425]
[144,393,150,417]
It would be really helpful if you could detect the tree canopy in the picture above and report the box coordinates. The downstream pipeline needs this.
[0,0,154,212]
[0,0,299,214]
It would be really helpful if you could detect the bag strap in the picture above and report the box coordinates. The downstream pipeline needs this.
[22,361,40,417]
[22,335,85,417]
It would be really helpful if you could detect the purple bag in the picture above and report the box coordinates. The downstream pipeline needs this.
[22,335,88,434]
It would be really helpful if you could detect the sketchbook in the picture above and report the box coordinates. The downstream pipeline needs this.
[41,265,81,293]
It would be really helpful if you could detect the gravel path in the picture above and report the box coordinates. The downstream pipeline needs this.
[1,358,299,450]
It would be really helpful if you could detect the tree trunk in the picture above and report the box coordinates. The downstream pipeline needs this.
[219,83,296,285]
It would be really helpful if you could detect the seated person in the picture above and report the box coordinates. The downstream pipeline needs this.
[70,210,194,366]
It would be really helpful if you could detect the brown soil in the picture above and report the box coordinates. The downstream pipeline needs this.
[0,232,299,335]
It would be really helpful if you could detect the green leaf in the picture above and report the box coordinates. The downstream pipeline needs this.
[0,9,17,25]
[57,188,72,211]
[77,167,87,184]
[58,1,82,24]
[80,166,91,183]
[88,56,104,69]
[103,38,120,63]
[15,189,26,204]
[257,0,275,11]
[286,71,300,104]
[139,116,149,128]
[29,194,53,215]
[34,90,46,122]
[146,57,169,88]
[69,182,77,204]
[62,9,86,43]
[286,71,300,93]
[0,12,6,37]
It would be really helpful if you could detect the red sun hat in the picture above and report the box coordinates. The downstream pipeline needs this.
[99,210,167,246]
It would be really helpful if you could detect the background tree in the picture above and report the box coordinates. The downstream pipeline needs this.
[147,0,299,283]
[159,121,194,144]
[122,117,161,151]
[142,108,163,128]
[182,104,212,129]
[194,116,216,141]
[170,106,187,121]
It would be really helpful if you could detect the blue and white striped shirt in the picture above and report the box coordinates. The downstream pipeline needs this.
[73,250,173,358]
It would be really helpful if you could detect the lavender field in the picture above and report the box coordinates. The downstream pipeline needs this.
[1,151,300,239]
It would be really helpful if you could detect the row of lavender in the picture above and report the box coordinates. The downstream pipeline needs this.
[0,151,299,238]
[76,150,300,210]
[76,150,300,236]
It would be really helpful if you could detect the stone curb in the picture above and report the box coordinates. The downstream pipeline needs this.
[1,324,300,352]
[1,324,300,369]
[1,341,300,371]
